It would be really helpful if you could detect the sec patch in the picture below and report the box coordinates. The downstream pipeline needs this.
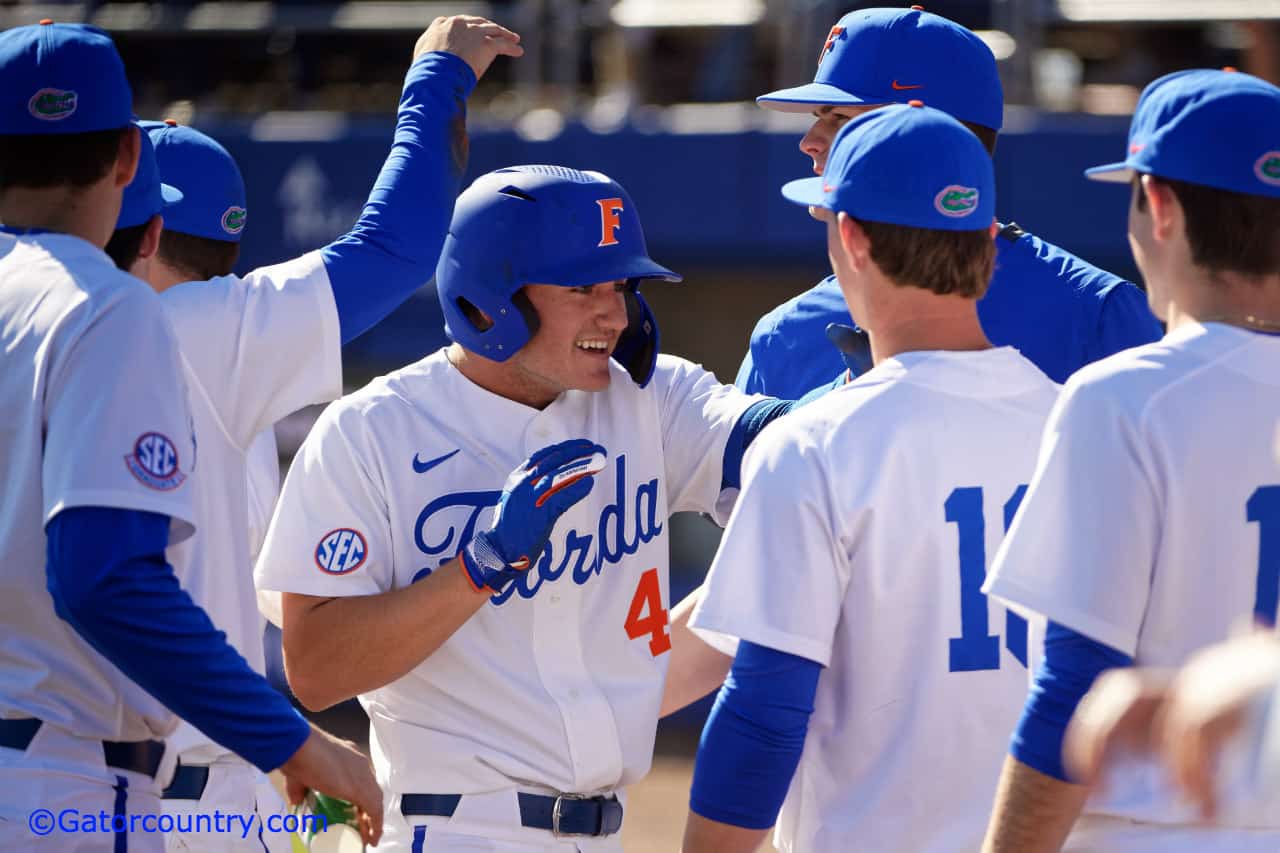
[315,528,368,575]
[125,432,187,491]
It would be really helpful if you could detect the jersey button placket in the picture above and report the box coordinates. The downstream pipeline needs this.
[523,409,559,456]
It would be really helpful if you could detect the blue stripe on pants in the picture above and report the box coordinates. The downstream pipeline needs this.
[411,825,427,852]
[112,774,128,853]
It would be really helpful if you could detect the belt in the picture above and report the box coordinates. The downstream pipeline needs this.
[0,718,165,778]
[161,763,210,800]
[400,791,624,837]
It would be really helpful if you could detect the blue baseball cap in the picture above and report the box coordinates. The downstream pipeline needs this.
[117,125,183,229]
[142,120,247,241]
[757,7,1003,131]
[782,101,995,231]
[0,21,132,134]
[1085,69,1280,198]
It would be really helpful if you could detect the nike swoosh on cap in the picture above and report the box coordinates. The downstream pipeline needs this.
[412,448,460,474]
[891,80,923,90]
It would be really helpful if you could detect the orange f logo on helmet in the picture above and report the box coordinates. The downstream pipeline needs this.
[597,197,624,247]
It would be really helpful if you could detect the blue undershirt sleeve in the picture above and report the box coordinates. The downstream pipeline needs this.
[720,377,844,490]
[46,506,311,772]
[1089,283,1163,363]
[320,51,477,344]
[689,641,821,829]
[1010,621,1134,782]
[721,398,791,490]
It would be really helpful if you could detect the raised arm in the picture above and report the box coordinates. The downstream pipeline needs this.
[321,16,523,344]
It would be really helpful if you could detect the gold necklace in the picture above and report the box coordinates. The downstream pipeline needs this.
[1197,314,1280,333]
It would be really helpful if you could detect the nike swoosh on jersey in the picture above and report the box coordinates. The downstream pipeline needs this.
[891,80,923,90]
[412,448,460,474]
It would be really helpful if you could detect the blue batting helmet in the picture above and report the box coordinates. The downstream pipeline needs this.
[436,165,680,385]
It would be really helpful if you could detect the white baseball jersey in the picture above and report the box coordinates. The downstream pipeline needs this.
[984,321,1280,848]
[0,232,197,741]
[246,427,282,564]
[691,347,1059,853]
[159,251,342,762]
[256,351,756,798]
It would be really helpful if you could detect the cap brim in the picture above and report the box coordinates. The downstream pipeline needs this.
[160,183,184,206]
[757,83,886,114]
[1084,162,1134,183]
[781,176,830,208]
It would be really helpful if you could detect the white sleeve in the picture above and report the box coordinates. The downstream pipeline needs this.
[43,286,197,543]
[652,355,760,521]
[689,421,853,666]
[255,400,391,598]
[161,251,343,450]
[245,428,281,563]
[982,377,1160,656]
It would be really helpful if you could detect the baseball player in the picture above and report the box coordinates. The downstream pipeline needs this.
[254,164,819,851]
[681,102,1060,853]
[0,21,381,851]
[980,69,1280,851]
[737,6,1162,397]
[101,15,523,851]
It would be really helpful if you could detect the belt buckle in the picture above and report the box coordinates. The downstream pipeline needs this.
[551,793,589,837]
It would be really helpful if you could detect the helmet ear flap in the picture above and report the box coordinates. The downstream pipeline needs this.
[442,281,537,361]
[611,283,660,387]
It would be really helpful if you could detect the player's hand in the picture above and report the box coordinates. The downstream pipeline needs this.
[1153,630,1280,820]
[462,439,605,592]
[1064,667,1172,788]
[414,15,523,80]
[279,724,384,846]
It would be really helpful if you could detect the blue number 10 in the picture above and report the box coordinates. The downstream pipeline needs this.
[1248,486,1280,625]
[946,486,1028,673]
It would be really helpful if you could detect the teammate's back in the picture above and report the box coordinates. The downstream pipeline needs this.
[989,323,1280,840]
[684,103,1059,853]
[712,348,1057,851]
[980,68,1280,852]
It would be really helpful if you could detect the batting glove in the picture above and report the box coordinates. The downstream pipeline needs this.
[461,438,606,593]
[826,322,873,376]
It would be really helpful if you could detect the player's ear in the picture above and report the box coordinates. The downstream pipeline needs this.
[114,125,140,190]
[1140,175,1183,244]
[837,213,871,269]
[139,214,164,262]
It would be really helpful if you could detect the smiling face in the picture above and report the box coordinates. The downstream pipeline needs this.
[505,280,631,401]
[800,104,885,174]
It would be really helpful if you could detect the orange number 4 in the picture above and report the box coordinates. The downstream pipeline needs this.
[625,567,671,656]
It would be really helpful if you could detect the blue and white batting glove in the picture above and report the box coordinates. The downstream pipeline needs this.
[461,438,606,593]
